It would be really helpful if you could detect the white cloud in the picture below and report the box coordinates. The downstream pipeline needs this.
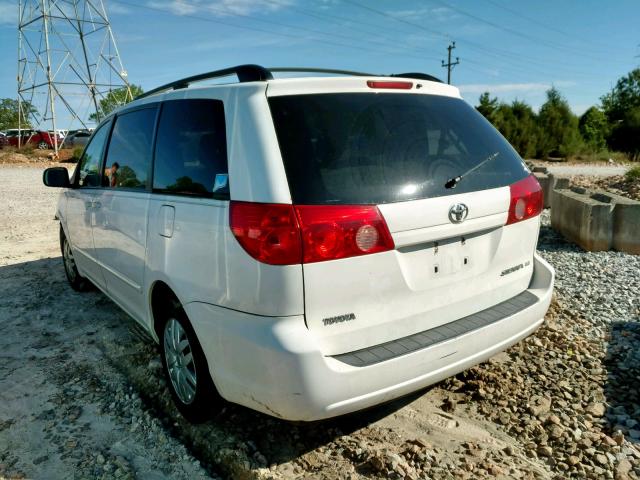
[107,3,132,15]
[459,81,576,94]
[146,0,293,17]
[0,1,18,26]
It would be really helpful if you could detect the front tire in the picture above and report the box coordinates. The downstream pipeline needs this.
[38,141,49,150]
[160,302,221,423]
[60,226,90,291]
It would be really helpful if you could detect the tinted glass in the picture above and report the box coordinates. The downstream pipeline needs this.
[104,108,156,189]
[153,99,228,197]
[269,93,529,204]
[76,123,110,187]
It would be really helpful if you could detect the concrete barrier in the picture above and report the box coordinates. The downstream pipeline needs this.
[551,188,640,254]
[534,172,570,208]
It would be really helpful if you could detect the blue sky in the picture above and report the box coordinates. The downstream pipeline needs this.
[1,0,639,128]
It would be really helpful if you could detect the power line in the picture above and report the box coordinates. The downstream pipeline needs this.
[112,0,442,64]
[480,0,618,54]
[340,0,615,80]
[429,0,631,64]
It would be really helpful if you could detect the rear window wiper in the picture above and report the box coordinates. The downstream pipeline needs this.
[445,152,500,189]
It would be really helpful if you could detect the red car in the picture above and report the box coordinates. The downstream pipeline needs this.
[5,129,62,149]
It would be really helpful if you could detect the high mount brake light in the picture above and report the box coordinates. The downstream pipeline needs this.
[366,80,413,90]
[506,174,543,225]
[229,202,395,265]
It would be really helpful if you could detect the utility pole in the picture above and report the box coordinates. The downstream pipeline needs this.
[441,41,460,85]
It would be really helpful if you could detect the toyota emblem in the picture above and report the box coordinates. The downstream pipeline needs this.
[448,203,469,223]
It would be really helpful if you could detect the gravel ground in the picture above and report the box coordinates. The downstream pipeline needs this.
[537,164,629,177]
[0,165,638,480]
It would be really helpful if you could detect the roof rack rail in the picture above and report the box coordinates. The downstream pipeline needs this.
[135,64,273,100]
[270,67,442,83]
[136,65,443,100]
[269,67,374,77]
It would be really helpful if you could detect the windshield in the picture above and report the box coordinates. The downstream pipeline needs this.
[268,93,529,204]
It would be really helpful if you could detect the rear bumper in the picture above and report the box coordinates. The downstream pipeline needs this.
[187,252,554,421]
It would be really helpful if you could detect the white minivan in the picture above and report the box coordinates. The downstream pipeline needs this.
[43,65,554,422]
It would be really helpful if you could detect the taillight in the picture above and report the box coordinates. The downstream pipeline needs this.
[229,202,395,265]
[295,205,395,263]
[229,202,301,265]
[506,174,543,225]
[366,80,413,90]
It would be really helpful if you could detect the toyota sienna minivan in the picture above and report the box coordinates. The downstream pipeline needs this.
[43,65,554,422]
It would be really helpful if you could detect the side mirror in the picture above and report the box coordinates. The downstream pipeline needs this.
[43,167,71,188]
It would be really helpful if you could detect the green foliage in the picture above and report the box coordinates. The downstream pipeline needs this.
[537,87,582,158]
[503,100,539,158]
[625,165,640,181]
[89,85,144,122]
[579,107,608,152]
[0,98,36,130]
[601,69,640,161]
[608,107,640,162]
[72,147,84,161]
[476,92,499,123]
[601,68,640,121]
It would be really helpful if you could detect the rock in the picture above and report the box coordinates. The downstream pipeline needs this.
[612,431,625,446]
[585,403,606,417]
[628,429,640,440]
[96,454,105,465]
[537,445,553,457]
[568,455,580,466]
[528,396,552,417]
[616,458,632,477]
[595,454,608,465]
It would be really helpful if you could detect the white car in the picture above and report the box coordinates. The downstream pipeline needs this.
[43,65,554,422]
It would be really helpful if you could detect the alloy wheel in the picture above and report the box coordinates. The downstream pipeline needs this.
[163,318,197,405]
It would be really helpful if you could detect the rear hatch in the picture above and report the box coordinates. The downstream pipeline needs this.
[267,81,539,355]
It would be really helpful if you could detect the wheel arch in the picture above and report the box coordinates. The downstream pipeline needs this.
[148,279,183,343]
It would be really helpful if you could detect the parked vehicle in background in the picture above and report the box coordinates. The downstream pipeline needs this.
[0,132,7,148]
[5,129,62,149]
[62,130,92,149]
[42,64,555,423]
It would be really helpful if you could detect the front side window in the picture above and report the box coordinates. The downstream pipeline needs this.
[103,107,156,189]
[153,99,228,198]
[76,123,110,188]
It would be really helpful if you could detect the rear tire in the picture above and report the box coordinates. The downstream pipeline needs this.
[159,300,222,423]
[38,141,49,150]
[60,226,90,292]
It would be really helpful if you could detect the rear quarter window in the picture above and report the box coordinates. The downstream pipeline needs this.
[268,93,529,204]
[153,99,228,198]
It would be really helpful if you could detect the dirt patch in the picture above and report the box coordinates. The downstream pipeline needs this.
[0,148,78,165]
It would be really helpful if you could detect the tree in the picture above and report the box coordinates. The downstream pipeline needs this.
[536,87,582,158]
[579,107,608,152]
[507,100,539,159]
[601,68,640,121]
[608,107,640,161]
[0,98,37,130]
[601,69,640,160]
[89,85,144,122]
[476,94,539,158]
[476,92,499,124]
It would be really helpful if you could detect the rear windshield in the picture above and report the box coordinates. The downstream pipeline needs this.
[268,93,529,204]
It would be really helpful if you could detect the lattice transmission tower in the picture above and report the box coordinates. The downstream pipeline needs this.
[17,0,131,153]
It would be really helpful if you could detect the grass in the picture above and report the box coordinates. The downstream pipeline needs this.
[625,165,640,182]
